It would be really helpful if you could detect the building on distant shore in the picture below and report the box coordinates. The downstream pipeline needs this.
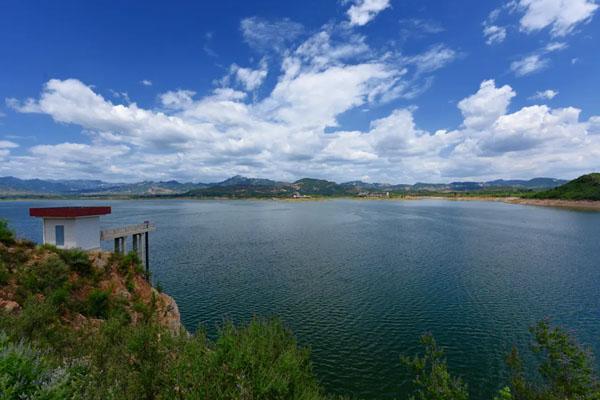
[292,192,311,198]
[29,206,111,250]
[357,191,390,198]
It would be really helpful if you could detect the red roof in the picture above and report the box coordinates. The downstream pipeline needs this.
[29,206,111,218]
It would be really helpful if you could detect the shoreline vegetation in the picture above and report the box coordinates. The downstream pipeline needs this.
[2,220,600,399]
[3,194,600,211]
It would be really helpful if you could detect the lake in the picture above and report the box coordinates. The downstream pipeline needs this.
[1,199,600,399]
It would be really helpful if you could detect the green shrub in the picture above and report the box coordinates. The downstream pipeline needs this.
[204,318,323,399]
[17,255,69,296]
[122,252,143,273]
[0,260,10,285]
[0,332,71,399]
[1,244,29,269]
[507,320,600,400]
[2,296,71,350]
[59,248,92,275]
[74,316,175,399]
[39,243,60,254]
[85,289,110,318]
[49,286,70,308]
[401,333,469,400]
[0,219,15,244]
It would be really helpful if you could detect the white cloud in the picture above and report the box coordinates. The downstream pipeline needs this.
[0,140,18,158]
[160,89,197,109]
[406,44,458,75]
[228,59,268,91]
[399,18,444,39]
[347,0,391,26]
[8,76,600,183]
[517,0,598,36]
[530,89,559,100]
[240,17,304,52]
[510,40,566,77]
[6,13,598,184]
[483,24,507,45]
[140,79,152,86]
[458,80,516,130]
[544,41,568,51]
[588,116,600,134]
[0,140,18,148]
[510,54,549,76]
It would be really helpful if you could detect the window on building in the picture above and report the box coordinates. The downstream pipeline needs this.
[55,225,64,246]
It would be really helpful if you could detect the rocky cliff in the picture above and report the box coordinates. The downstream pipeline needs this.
[0,240,183,334]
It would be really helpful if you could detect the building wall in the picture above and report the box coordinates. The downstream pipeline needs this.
[42,216,100,250]
[75,217,101,250]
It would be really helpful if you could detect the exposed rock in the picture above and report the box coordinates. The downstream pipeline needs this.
[156,290,183,335]
[0,299,21,313]
[0,243,184,334]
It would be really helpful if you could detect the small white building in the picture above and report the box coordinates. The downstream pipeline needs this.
[29,206,111,250]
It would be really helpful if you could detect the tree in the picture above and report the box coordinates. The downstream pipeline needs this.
[508,320,600,400]
[401,333,469,400]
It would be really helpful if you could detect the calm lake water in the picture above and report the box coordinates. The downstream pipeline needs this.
[2,199,600,399]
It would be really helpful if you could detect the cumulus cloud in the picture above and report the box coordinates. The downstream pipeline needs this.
[228,59,268,91]
[0,140,18,158]
[5,14,599,184]
[530,89,559,100]
[159,89,197,109]
[7,75,600,183]
[140,79,152,86]
[347,0,391,26]
[458,80,516,130]
[0,140,18,149]
[517,0,598,36]
[588,116,600,135]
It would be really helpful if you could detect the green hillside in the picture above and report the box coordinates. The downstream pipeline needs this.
[532,173,600,200]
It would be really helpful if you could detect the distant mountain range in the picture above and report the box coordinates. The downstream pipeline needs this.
[0,175,568,197]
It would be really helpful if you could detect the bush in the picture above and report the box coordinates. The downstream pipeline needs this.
[401,333,469,400]
[85,289,110,318]
[74,317,327,400]
[0,332,71,399]
[59,248,92,275]
[507,320,600,400]
[49,286,70,308]
[0,260,10,285]
[193,318,324,399]
[75,317,175,399]
[17,255,70,296]
[2,296,70,350]
[0,219,15,244]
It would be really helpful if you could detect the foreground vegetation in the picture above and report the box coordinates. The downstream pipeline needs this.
[1,220,599,399]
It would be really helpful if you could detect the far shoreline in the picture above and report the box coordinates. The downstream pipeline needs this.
[3,194,600,211]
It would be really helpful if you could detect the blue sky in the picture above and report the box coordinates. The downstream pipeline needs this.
[1,0,599,183]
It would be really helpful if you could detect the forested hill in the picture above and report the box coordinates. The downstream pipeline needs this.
[532,173,600,200]
[0,175,567,197]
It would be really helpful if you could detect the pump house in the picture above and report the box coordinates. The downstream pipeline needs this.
[29,206,111,250]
